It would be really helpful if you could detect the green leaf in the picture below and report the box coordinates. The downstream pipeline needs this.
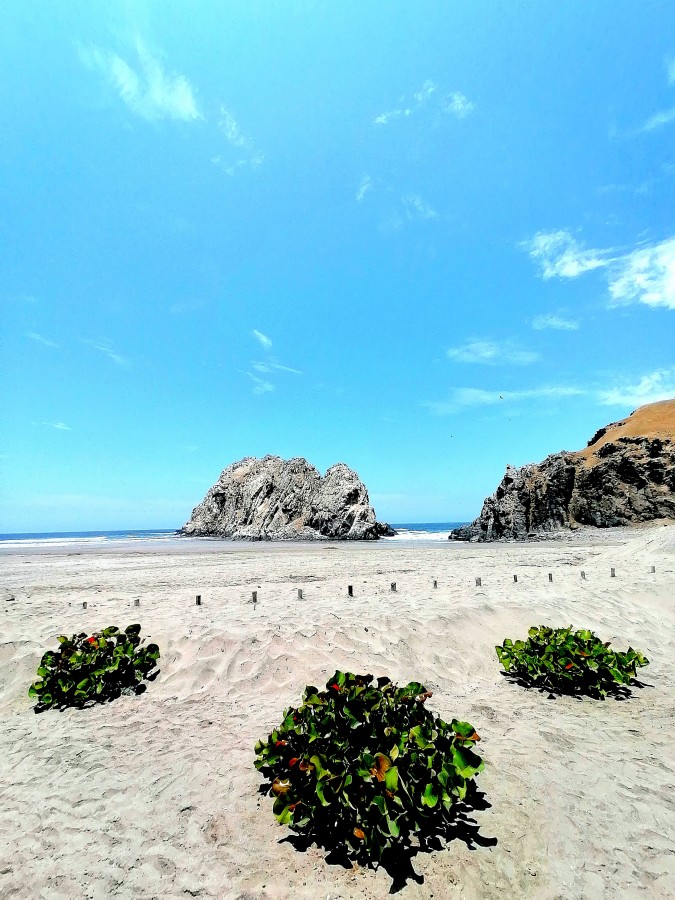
[386,815,400,837]
[421,783,438,808]
[384,765,399,792]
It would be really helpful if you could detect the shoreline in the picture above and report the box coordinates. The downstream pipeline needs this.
[2,520,668,557]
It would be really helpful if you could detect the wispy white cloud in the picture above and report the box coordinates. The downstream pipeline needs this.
[356,174,372,202]
[246,372,274,394]
[446,339,539,365]
[374,79,475,126]
[641,107,675,132]
[668,57,675,85]
[212,153,265,176]
[246,331,302,393]
[414,79,438,104]
[531,314,579,331]
[523,230,610,279]
[79,38,201,122]
[374,107,412,126]
[85,341,129,366]
[252,329,272,350]
[210,105,265,176]
[635,58,675,133]
[443,91,475,119]
[597,369,675,407]
[27,331,58,348]
[524,229,675,310]
[218,105,246,146]
[608,237,675,309]
[425,385,582,416]
[33,421,72,431]
[252,361,302,375]
[403,194,438,220]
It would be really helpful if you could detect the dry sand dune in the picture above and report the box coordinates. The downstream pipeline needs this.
[1,526,674,899]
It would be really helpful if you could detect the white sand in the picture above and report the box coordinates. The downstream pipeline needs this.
[1,525,674,899]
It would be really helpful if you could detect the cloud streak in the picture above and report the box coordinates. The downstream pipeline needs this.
[374,80,475,126]
[252,329,272,350]
[425,367,675,416]
[85,341,129,366]
[246,372,274,394]
[531,314,579,331]
[27,332,58,348]
[79,39,201,122]
[446,339,539,365]
[425,385,581,416]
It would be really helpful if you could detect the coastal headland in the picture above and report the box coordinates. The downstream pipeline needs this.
[1,525,673,898]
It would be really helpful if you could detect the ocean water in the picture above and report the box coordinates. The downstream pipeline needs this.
[0,529,178,545]
[0,524,465,546]
[385,523,465,542]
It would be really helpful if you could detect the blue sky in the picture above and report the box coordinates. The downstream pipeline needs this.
[2,0,675,532]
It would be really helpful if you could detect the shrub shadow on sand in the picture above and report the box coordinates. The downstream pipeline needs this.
[275,782,496,894]
[500,670,650,701]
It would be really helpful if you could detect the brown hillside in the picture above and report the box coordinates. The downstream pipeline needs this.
[576,398,675,467]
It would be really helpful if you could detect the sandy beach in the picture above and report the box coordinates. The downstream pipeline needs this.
[1,525,674,899]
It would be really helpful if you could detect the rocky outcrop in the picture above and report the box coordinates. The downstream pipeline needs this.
[180,456,395,541]
[450,399,675,541]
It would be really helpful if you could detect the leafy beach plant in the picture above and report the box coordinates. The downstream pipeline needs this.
[254,671,484,866]
[496,625,649,698]
[29,625,160,711]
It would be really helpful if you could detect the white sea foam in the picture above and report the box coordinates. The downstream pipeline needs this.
[383,528,451,542]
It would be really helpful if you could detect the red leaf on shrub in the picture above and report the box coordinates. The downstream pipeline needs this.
[87,637,97,644]
[353,827,365,840]
[565,663,574,670]
[331,683,341,691]
[288,757,299,767]
[275,740,287,747]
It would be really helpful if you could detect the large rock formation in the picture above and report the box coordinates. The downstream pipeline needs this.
[450,399,675,541]
[180,456,395,541]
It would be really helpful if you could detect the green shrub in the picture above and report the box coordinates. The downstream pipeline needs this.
[496,625,649,698]
[254,671,483,864]
[29,624,160,711]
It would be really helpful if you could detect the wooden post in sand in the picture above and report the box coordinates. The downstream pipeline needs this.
[134,598,140,607]
[548,573,553,583]
[391,582,397,592]
[196,595,202,606]
[297,589,303,600]
[581,571,586,580]
[513,574,518,583]
[610,568,616,578]
[475,577,481,587]
[82,601,87,609]
[433,579,438,589]
[251,591,257,603]
[650,565,656,574]
[347,585,353,597]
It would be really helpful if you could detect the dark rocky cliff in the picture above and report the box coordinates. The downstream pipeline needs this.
[450,399,675,542]
[180,455,395,541]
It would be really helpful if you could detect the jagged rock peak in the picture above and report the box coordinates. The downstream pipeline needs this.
[450,398,675,542]
[180,455,395,541]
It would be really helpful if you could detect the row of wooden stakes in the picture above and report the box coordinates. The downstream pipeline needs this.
[76,566,659,608]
